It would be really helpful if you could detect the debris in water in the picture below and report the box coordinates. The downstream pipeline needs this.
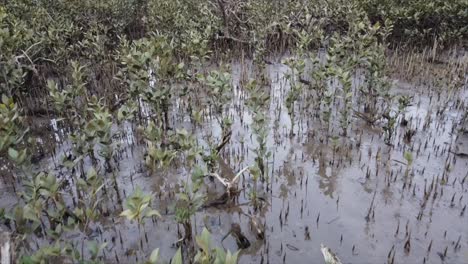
[321,244,342,264]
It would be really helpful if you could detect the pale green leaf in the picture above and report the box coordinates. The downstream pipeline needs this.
[171,247,182,264]
[8,147,19,160]
[149,248,160,263]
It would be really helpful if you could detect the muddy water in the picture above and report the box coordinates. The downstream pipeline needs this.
[1,55,467,264]
[206,60,467,264]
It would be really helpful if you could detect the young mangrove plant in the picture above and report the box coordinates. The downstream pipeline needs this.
[85,96,115,172]
[0,95,29,169]
[245,79,271,183]
[0,0,466,262]
[283,56,306,136]
[194,227,240,264]
[120,186,161,231]
[174,167,206,243]
[334,67,353,136]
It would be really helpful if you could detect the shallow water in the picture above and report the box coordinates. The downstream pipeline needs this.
[1,54,467,264]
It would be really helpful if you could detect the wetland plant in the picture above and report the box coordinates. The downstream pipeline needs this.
[120,187,161,231]
[174,167,206,243]
[0,0,466,263]
[284,57,306,136]
[194,227,240,264]
[246,79,271,183]
[1,96,29,168]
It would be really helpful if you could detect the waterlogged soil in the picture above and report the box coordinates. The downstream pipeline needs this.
[1,54,468,264]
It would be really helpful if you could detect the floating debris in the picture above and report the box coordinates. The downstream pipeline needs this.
[321,244,342,264]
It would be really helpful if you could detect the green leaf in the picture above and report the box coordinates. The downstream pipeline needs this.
[88,241,99,257]
[404,151,413,166]
[194,251,202,263]
[149,248,160,263]
[196,228,212,253]
[18,149,28,163]
[171,248,182,264]
[88,166,97,178]
[179,193,189,202]
[98,243,108,256]
[8,147,19,161]
[77,178,87,188]
[214,248,227,264]
[23,204,38,222]
[146,209,161,218]
[120,209,137,220]
[225,250,240,264]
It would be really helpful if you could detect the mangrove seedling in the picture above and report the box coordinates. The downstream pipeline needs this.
[120,186,161,230]
[195,227,240,264]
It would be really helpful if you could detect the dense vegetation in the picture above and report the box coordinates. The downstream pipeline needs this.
[1,0,466,103]
[0,0,467,263]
